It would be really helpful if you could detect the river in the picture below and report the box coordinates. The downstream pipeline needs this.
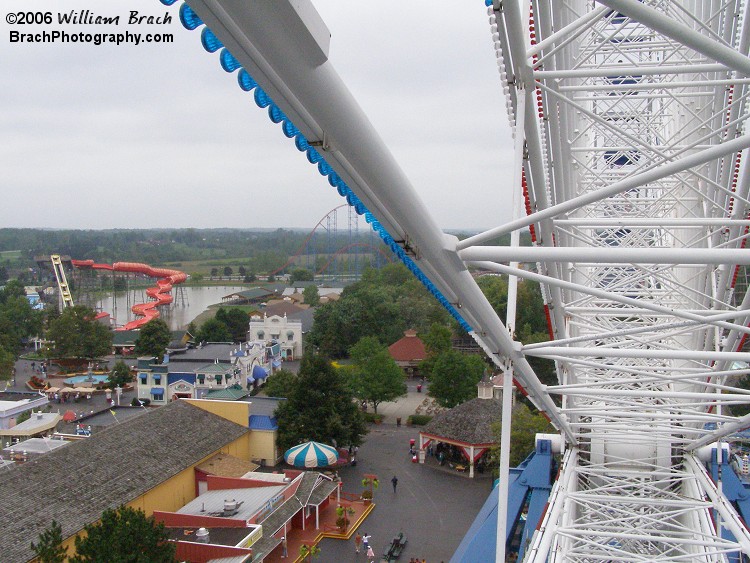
[95,285,247,330]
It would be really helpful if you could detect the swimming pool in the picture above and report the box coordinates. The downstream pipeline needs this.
[63,374,109,386]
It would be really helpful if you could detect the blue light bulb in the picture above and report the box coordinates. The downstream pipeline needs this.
[200,28,222,52]
[318,160,332,176]
[268,104,285,124]
[254,87,272,108]
[219,49,241,73]
[354,202,366,215]
[306,148,322,164]
[295,134,310,152]
[179,4,203,30]
[282,120,298,138]
[159,0,178,5]
[237,69,256,91]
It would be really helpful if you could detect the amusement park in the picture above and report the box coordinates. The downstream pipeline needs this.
[27,205,392,331]
[7,0,750,562]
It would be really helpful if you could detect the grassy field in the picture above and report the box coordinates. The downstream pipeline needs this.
[0,250,22,261]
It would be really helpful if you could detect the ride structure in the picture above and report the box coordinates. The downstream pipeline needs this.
[50,254,74,310]
[162,0,750,560]
[268,204,391,281]
[71,260,187,331]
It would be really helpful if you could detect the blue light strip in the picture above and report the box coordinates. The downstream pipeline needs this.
[173,2,472,332]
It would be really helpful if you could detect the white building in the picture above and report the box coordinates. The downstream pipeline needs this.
[0,392,49,430]
[247,313,303,360]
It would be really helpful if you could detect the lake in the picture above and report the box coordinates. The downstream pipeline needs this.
[95,285,247,330]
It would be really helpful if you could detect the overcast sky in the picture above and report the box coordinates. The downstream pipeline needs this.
[1,0,513,231]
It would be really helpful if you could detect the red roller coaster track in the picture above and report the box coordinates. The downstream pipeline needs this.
[71,259,187,331]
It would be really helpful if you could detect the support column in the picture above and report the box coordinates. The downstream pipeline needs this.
[469,445,475,478]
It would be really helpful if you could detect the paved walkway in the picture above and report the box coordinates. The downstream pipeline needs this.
[315,381,491,563]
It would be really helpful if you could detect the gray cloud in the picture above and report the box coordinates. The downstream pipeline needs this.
[1,0,513,231]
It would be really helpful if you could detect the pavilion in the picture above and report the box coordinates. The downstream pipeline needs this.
[418,385,503,478]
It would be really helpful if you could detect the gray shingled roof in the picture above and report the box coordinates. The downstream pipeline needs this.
[308,478,339,506]
[421,398,502,445]
[1,401,249,563]
[259,496,302,536]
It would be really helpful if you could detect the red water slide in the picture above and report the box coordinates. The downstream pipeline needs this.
[71,260,187,331]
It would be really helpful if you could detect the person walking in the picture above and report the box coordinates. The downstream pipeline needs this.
[354,532,362,553]
[362,532,371,551]
[281,536,287,558]
[366,545,375,562]
[391,475,398,493]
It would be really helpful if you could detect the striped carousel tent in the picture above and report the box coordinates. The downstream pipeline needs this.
[284,441,338,468]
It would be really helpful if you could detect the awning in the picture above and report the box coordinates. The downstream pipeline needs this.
[252,365,268,380]
[151,387,165,396]
[272,360,282,368]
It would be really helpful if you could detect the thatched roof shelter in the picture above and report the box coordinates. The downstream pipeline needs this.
[422,397,501,445]
[419,397,502,478]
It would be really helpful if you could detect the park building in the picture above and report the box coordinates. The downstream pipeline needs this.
[0,398,316,562]
[135,341,279,405]
[248,313,303,361]
[0,391,49,431]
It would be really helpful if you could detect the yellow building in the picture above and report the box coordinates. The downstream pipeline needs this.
[1,400,253,563]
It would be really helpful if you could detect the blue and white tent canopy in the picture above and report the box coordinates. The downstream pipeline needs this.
[284,441,338,468]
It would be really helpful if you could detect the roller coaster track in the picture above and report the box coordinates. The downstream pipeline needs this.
[268,204,383,277]
[71,260,187,331]
[314,242,393,276]
[164,1,750,560]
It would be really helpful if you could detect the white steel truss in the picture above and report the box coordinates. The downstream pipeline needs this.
[474,0,750,560]
[174,0,750,560]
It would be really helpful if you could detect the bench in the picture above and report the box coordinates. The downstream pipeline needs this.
[382,532,408,561]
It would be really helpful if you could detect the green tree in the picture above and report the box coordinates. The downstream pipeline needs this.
[349,337,406,413]
[30,519,67,563]
[134,318,172,359]
[275,354,367,452]
[107,360,133,390]
[0,345,15,381]
[0,282,43,357]
[70,505,175,563]
[428,350,486,408]
[423,323,452,356]
[223,266,233,277]
[303,285,320,307]
[215,307,249,342]
[262,368,298,398]
[195,318,232,343]
[290,268,314,283]
[419,322,452,378]
[489,403,555,469]
[47,306,113,360]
